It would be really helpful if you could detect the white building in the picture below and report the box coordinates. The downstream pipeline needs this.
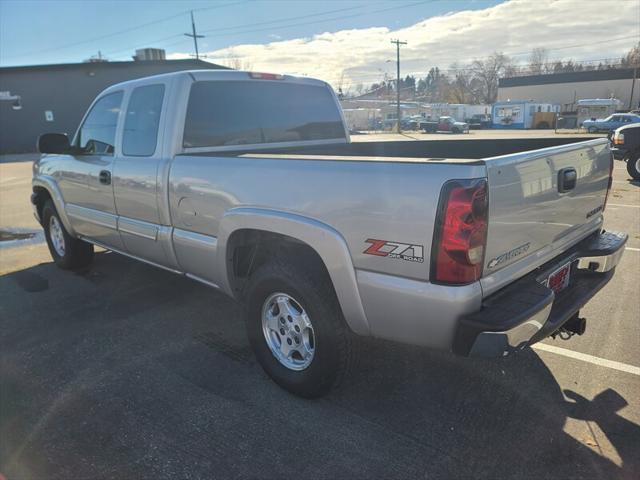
[498,68,638,112]
[342,108,381,131]
[491,101,560,129]
[576,98,624,125]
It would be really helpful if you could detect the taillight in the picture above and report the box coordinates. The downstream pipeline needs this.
[248,72,284,80]
[603,152,614,211]
[431,178,488,285]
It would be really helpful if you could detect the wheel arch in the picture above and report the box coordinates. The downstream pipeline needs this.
[217,207,370,335]
[32,176,76,236]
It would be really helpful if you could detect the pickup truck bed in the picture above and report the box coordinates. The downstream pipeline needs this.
[222,136,594,160]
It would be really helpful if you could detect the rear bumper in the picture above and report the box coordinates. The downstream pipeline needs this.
[453,230,627,357]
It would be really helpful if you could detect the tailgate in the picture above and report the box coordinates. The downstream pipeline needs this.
[482,138,611,281]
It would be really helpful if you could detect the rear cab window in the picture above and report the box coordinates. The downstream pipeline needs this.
[182,80,345,148]
[123,84,165,156]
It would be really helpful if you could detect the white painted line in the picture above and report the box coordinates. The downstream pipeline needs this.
[626,247,640,252]
[607,203,640,208]
[533,343,640,376]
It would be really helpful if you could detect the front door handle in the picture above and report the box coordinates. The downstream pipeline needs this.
[558,167,577,193]
[99,170,111,185]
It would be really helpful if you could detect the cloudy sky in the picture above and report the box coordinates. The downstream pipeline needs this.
[1,0,638,89]
[169,0,639,89]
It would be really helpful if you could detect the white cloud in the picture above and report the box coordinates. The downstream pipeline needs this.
[169,0,639,88]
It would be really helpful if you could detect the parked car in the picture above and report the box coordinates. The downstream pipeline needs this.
[421,116,469,133]
[582,113,640,133]
[33,70,626,398]
[466,114,492,129]
[611,123,640,180]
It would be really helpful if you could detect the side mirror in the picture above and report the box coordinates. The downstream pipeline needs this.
[37,133,70,154]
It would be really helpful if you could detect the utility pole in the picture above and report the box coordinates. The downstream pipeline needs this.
[630,63,637,110]
[185,11,205,60]
[391,39,407,133]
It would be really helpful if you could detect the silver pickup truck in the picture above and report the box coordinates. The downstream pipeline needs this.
[33,70,627,397]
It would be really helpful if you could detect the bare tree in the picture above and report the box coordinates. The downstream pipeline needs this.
[622,42,640,67]
[448,63,473,103]
[222,49,254,70]
[529,47,549,75]
[470,52,513,104]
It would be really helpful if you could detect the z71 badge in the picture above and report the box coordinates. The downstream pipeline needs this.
[363,239,424,263]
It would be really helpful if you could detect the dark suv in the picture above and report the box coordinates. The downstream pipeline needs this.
[611,123,640,180]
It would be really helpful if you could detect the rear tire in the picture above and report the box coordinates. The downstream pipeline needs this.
[42,200,93,270]
[244,256,354,398]
[452,127,460,134]
[587,126,598,133]
[627,152,640,180]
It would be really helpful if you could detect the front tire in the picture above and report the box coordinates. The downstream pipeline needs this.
[627,152,640,180]
[244,257,354,398]
[42,200,93,270]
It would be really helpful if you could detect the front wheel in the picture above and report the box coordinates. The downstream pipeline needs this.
[452,127,460,134]
[42,200,93,270]
[627,153,640,180]
[244,257,354,398]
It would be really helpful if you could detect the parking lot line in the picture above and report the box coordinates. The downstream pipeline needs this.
[627,247,640,252]
[533,343,640,376]
[607,203,640,208]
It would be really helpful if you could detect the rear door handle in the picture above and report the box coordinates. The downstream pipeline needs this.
[558,167,577,193]
[99,170,111,185]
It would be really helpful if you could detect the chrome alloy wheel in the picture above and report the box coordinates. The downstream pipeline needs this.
[261,292,316,371]
[635,157,640,175]
[49,215,66,257]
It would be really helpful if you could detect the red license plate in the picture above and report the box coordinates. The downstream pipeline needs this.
[546,262,571,294]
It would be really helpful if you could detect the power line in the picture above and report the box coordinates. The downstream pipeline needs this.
[198,4,369,34]
[197,0,433,40]
[104,0,431,60]
[2,0,248,60]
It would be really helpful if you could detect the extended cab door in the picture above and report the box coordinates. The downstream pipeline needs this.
[61,91,125,250]
[112,80,175,267]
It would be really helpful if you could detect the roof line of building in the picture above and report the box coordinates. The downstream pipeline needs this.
[499,68,636,88]
[0,58,229,72]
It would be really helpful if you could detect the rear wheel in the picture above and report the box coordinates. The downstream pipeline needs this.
[627,152,640,180]
[244,257,354,398]
[452,127,460,134]
[587,126,598,133]
[42,200,93,270]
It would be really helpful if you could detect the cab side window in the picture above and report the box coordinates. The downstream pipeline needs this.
[123,84,165,156]
[78,92,123,155]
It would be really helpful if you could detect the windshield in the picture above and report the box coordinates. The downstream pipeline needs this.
[183,80,346,148]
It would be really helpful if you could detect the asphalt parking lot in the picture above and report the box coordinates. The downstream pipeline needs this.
[1,134,639,479]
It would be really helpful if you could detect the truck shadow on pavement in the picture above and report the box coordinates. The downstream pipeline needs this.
[1,251,638,480]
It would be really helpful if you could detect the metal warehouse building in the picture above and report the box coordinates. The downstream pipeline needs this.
[497,68,639,112]
[0,58,227,153]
